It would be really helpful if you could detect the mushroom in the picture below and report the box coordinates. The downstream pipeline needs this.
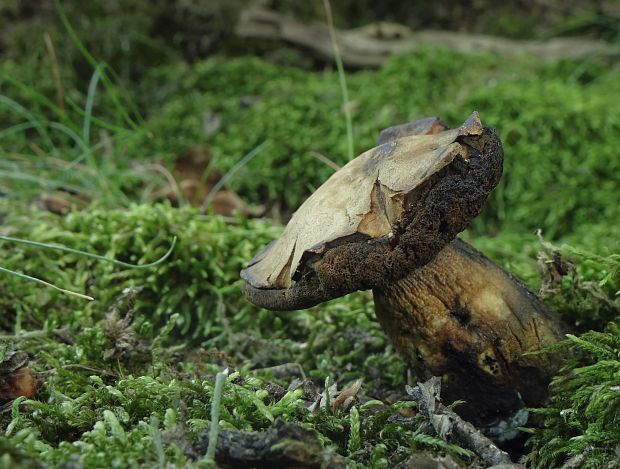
[241,113,566,426]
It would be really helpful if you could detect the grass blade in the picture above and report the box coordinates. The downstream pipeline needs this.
[0,235,177,269]
[83,65,102,145]
[0,265,94,301]
[322,0,354,160]
[205,369,228,462]
[52,0,140,130]
[200,141,268,214]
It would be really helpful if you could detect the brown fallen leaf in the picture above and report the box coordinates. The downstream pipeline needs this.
[209,190,247,216]
[0,368,39,400]
[37,191,88,215]
[332,378,363,414]
[0,351,40,401]
[307,378,363,415]
[175,146,220,199]
[152,145,256,216]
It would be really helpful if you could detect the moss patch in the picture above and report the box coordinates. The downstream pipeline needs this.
[0,22,618,467]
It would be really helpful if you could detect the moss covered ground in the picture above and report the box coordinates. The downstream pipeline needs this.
[0,7,619,468]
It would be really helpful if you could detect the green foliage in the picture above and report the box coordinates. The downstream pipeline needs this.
[0,0,243,82]
[527,323,620,468]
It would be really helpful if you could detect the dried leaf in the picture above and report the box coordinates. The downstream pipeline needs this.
[153,145,253,215]
[332,378,363,413]
[0,368,39,400]
[0,351,40,401]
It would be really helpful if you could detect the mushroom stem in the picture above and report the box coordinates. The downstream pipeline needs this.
[373,238,567,425]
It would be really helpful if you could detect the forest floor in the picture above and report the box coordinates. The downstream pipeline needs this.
[0,3,619,468]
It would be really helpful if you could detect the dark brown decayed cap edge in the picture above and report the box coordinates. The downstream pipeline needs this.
[242,116,503,311]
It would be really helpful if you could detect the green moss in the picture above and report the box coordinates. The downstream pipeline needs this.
[0,202,420,466]
[125,52,620,241]
[450,72,620,238]
[0,17,618,465]
[3,48,619,242]
[0,196,616,467]
[527,323,620,468]
[3,372,308,467]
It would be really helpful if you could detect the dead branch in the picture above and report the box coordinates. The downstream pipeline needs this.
[236,8,619,68]
[407,377,518,467]
[195,420,349,468]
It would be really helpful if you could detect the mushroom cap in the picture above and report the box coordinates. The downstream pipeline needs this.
[241,112,504,310]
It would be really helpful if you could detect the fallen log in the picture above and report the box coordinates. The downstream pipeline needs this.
[236,8,619,68]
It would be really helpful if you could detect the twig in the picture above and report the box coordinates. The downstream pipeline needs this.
[0,401,14,414]
[559,445,593,469]
[309,151,341,171]
[237,8,619,67]
[407,377,515,467]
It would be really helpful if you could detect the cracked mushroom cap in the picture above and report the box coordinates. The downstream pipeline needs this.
[241,112,504,310]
